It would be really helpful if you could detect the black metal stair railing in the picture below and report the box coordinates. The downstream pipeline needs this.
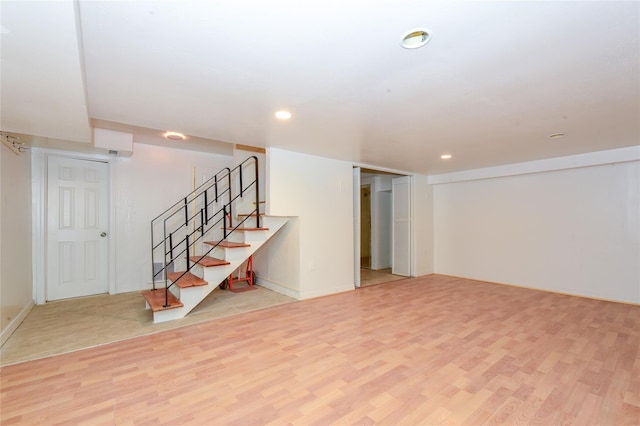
[150,156,261,307]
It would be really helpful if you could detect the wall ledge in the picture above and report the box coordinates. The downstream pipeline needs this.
[428,146,640,185]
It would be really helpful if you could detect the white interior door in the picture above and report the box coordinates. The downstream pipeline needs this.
[392,176,411,276]
[47,156,109,301]
[353,167,361,287]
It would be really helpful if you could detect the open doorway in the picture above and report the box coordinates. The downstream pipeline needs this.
[360,185,372,269]
[354,167,410,287]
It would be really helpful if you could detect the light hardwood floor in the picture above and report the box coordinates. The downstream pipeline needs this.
[1,271,397,366]
[0,286,295,366]
[360,268,407,287]
[1,275,639,425]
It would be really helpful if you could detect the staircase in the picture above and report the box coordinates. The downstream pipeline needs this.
[142,156,287,323]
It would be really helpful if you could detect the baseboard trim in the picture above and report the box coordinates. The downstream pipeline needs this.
[1,300,34,347]
[256,277,301,300]
[435,273,640,306]
[298,284,355,300]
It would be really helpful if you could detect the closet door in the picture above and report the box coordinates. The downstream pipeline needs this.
[392,176,411,276]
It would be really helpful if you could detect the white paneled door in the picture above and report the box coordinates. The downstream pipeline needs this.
[47,156,109,301]
[392,176,411,276]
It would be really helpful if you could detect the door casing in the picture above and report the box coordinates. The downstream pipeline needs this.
[360,185,372,269]
[392,176,412,276]
[352,167,361,287]
[32,149,116,304]
[46,155,109,300]
[353,168,414,283]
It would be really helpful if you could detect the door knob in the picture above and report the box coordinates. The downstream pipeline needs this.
[100,232,107,237]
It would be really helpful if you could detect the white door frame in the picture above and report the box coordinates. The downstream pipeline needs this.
[353,166,415,281]
[32,148,117,304]
[392,175,412,276]
[353,167,361,287]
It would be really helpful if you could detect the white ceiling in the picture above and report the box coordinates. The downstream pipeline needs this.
[1,1,638,174]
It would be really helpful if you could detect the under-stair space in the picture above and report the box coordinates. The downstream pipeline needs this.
[142,156,288,323]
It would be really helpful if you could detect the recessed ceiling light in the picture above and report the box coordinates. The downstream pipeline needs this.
[441,154,452,159]
[401,28,432,49]
[549,133,565,139]
[164,131,186,141]
[275,110,292,120]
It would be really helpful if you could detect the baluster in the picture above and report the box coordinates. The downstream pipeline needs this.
[186,234,191,270]
[151,222,156,289]
[184,197,188,226]
[169,232,174,265]
[204,190,209,224]
[214,175,219,202]
[227,171,232,207]
[254,156,261,228]
[223,205,228,239]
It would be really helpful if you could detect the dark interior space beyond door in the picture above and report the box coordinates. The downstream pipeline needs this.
[360,185,371,269]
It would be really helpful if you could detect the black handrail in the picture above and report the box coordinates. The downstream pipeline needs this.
[150,167,231,223]
[150,156,261,307]
[150,167,232,287]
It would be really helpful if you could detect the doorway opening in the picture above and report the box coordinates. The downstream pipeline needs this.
[353,167,410,287]
[45,155,110,301]
[360,185,372,269]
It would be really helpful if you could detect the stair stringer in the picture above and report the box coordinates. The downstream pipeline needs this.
[151,216,289,323]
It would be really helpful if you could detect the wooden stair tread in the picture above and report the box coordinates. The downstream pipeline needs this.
[237,213,265,217]
[142,289,183,312]
[189,256,230,267]
[167,271,207,288]
[204,241,251,248]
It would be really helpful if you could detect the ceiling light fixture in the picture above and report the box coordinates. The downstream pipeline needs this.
[275,110,292,120]
[164,131,186,141]
[441,154,452,159]
[401,28,432,49]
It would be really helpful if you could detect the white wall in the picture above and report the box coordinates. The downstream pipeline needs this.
[433,150,640,303]
[112,143,233,292]
[1,143,33,343]
[264,148,354,299]
[252,217,301,298]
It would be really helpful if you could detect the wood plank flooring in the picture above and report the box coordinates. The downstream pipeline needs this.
[2,275,639,425]
[0,287,295,366]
